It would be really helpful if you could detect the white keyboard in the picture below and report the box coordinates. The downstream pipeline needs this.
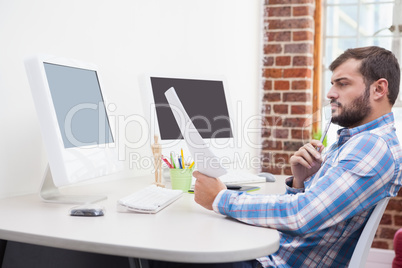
[218,171,266,185]
[117,185,183,214]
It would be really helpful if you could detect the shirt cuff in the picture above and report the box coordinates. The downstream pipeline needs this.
[212,189,227,214]
[285,176,305,194]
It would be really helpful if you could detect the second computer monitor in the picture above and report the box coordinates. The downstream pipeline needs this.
[25,55,123,203]
[145,76,236,160]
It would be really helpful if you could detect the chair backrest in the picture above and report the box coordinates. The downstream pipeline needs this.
[348,197,390,268]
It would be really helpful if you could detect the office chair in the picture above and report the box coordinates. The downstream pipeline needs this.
[348,197,390,268]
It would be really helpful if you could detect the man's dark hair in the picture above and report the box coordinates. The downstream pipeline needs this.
[329,46,400,105]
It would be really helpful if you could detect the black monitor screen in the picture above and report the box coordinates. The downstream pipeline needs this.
[150,77,233,140]
[44,63,114,148]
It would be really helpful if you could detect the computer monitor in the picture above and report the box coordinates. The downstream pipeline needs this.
[24,55,123,204]
[142,76,236,163]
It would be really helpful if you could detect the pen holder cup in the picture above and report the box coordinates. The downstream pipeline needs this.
[169,167,194,192]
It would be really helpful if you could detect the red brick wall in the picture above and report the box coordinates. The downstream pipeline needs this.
[373,191,402,249]
[261,0,315,175]
[261,0,402,250]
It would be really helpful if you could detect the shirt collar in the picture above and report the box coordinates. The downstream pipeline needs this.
[336,112,395,145]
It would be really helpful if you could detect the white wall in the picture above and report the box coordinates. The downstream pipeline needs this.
[0,0,263,198]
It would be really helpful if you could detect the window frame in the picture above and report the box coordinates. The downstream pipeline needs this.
[320,0,402,108]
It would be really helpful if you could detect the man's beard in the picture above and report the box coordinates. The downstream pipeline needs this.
[331,87,372,128]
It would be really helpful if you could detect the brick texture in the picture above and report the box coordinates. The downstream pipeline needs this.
[261,0,402,250]
[374,193,402,249]
[261,0,314,175]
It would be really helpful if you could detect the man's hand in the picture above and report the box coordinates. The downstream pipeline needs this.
[290,140,324,188]
[193,171,227,210]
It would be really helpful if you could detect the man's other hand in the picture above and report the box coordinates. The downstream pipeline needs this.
[193,171,227,210]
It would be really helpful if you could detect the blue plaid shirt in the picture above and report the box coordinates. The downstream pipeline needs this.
[213,113,402,267]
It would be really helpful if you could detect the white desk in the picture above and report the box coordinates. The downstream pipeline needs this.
[0,175,286,263]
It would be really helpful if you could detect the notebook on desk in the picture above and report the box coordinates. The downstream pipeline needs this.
[164,87,266,185]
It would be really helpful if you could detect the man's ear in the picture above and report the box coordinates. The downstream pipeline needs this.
[372,78,389,101]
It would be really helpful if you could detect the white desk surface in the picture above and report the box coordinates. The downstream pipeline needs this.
[0,175,287,263]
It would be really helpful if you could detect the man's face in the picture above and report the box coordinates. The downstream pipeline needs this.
[328,59,372,128]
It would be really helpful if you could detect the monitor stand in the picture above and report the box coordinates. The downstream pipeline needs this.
[40,165,107,204]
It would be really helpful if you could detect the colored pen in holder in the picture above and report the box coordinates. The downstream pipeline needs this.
[161,150,195,192]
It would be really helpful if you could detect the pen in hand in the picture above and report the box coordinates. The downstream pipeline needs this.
[317,116,332,151]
